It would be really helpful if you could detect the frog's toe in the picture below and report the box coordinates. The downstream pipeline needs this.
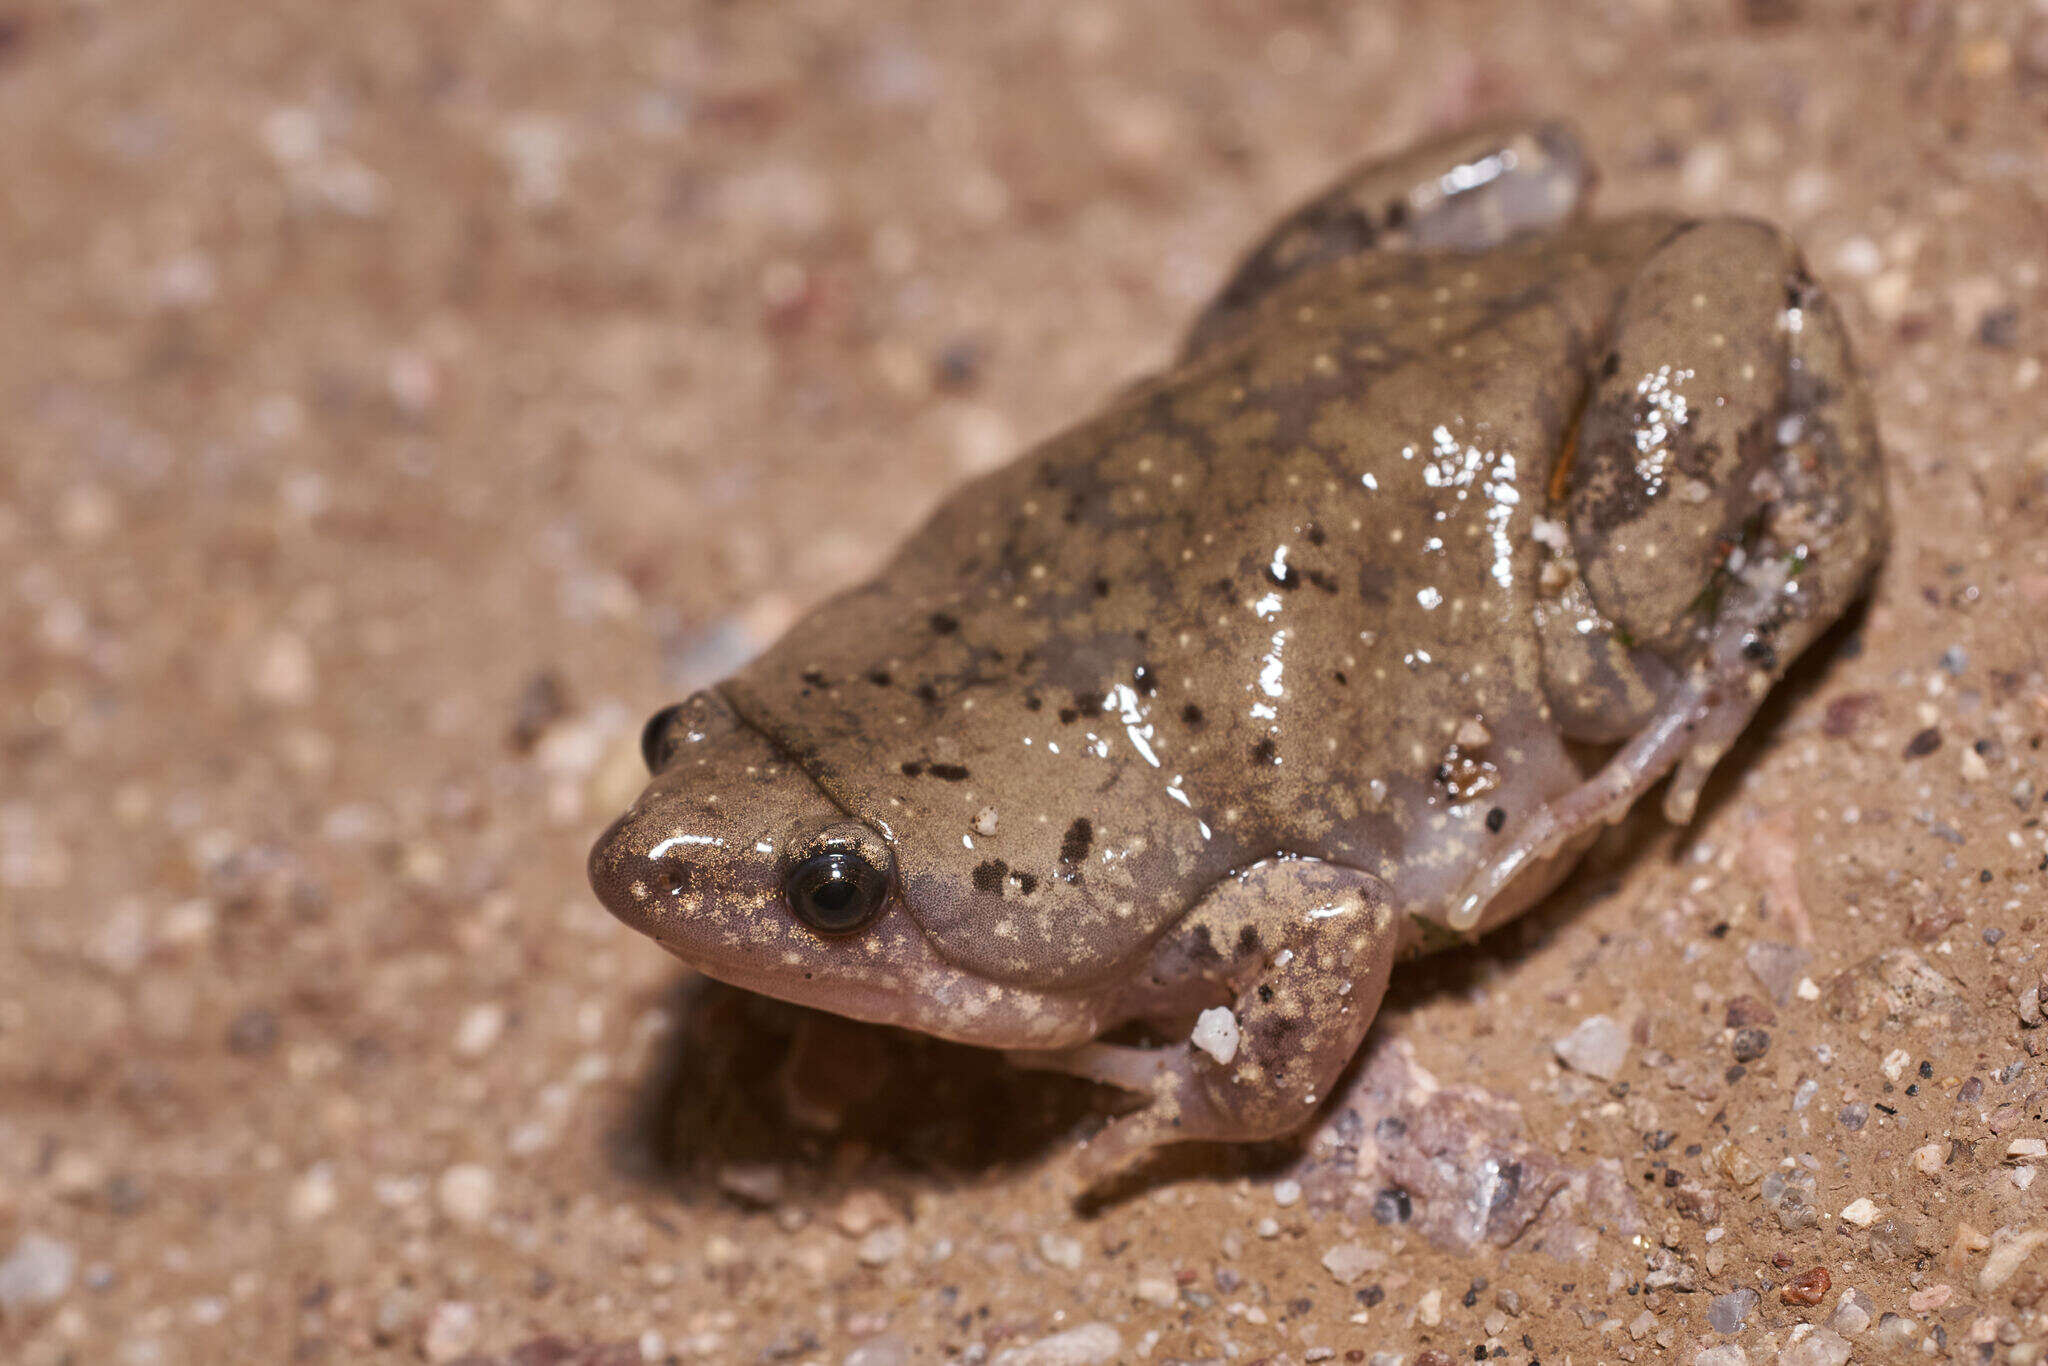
[1006,1040,1186,1098]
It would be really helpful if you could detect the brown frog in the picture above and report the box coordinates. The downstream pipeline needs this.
[588,121,1886,1187]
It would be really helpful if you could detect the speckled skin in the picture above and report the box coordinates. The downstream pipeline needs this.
[589,122,1886,1184]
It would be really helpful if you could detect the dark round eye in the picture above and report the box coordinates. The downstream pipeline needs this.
[785,850,890,934]
[640,702,687,773]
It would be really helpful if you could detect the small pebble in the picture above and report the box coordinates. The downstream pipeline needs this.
[717,1163,786,1207]
[289,1164,338,1223]
[1272,1178,1302,1207]
[1827,1286,1875,1335]
[420,1300,479,1363]
[1321,1242,1381,1285]
[1838,1197,1880,1227]
[1708,1287,1759,1334]
[1730,1027,1771,1063]
[857,1226,906,1267]
[844,1338,912,1366]
[0,1233,76,1310]
[1693,1345,1748,1366]
[1553,1014,1629,1080]
[1037,1232,1083,1270]
[1903,726,1941,757]
[1781,1266,1831,1305]
[452,1003,507,1058]
[1190,1007,1240,1065]
[1454,717,1492,748]
[1778,1325,1851,1366]
[989,1322,1121,1366]
[249,630,317,706]
[1980,1229,2048,1291]
[973,806,999,836]
[1133,1276,1178,1308]
[835,1190,894,1237]
[436,1163,495,1225]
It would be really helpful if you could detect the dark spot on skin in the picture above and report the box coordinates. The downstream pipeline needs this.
[928,612,959,634]
[1013,872,1039,895]
[1190,925,1219,961]
[1237,925,1259,952]
[1072,690,1102,715]
[1741,636,1776,669]
[928,763,970,782]
[1383,199,1406,230]
[1181,703,1204,726]
[1904,726,1941,757]
[1024,694,1042,711]
[865,669,892,687]
[1257,984,1274,1003]
[1485,806,1507,833]
[1600,351,1620,379]
[1333,671,1348,686]
[1357,563,1393,604]
[1266,562,1301,589]
[1091,577,1111,598]
[1979,306,2020,349]
[1304,523,1326,547]
[1059,817,1093,867]
[1211,578,1235,597]
[800,670,829,688]
[916,682,940,706]
[1306,569,1339,594]
[1057,707,1079,725]
[972,860,1007,894]
[1254,1013,1301,1048]
[900,760,925,777]
[1133,664,1157,696]
[1253,736,1278,765]
[933,338,981,390]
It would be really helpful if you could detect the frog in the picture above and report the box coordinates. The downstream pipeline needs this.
[588,120,1886,1189]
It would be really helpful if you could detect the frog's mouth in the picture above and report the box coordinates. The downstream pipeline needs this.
[666,912,1106,1052]
[588,697,1106,1053]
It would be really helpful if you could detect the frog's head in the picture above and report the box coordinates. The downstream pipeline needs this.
[587,690,1100,1049]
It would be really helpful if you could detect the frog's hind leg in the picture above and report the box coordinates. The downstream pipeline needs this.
[1183,120,1594,360]
[1448,565,1793,932]
[1457,257,1886,933]
[1008,857,1397,1194]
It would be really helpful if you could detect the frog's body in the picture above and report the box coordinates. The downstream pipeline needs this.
[589,122,1885,1185]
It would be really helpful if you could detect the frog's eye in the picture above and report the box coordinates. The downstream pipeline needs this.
[785,848,890,934]
[640,702,688,773]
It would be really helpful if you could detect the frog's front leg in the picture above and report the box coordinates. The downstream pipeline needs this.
[1010,857,1396,1190]
[1184,120,1593,359]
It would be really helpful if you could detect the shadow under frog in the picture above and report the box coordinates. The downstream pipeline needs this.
[591,118,1888,1197]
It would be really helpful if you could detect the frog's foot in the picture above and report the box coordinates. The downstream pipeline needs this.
[1184,120,1593,359]
[1009,857,1398,1198]
[1449,558,1796,932]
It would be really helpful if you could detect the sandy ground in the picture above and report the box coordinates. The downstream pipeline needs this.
[5,1,2048,1362]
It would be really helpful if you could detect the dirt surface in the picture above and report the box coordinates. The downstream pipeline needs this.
[5,2,2048,1363]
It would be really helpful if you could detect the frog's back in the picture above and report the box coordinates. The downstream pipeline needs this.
[723,215,1684,987]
